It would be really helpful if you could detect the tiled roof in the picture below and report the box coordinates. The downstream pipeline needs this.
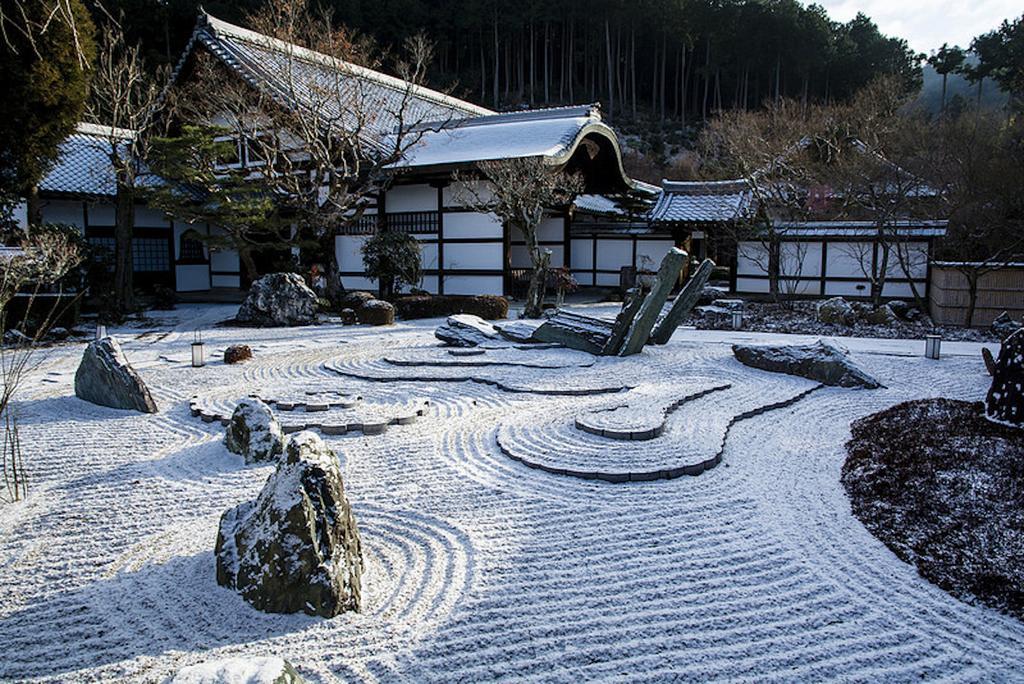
[180,14,491,148]
[39,124,143,198]
[773,221,948,238]
[648,179,754,223]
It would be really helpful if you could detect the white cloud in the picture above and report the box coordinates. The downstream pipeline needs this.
[816,0,1021,53]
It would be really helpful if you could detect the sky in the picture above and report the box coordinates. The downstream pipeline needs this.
[816,1,1021,54]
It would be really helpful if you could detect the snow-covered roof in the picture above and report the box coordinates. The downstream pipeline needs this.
[648,179,754,223]
[176,14,490,147]
[39,123,139,198]
[773,221,948,238]
[573,180,660,218]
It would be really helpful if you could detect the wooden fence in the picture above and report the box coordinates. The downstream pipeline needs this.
[929,263,1024,327]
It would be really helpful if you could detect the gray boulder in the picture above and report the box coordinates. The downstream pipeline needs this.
[986,328,1024,426]
[992,311,1023,340]
[697,285,728,306]
[864,304,898,326]
[495,319,541,343]
[732,339,882,389]
[225,398,284,464]
[237,273,318,327]
[435,314,500,347]
[817,297,855,326]
[216,431,363,617]
[710,298,745,312]
[887,300,910,319]
[168,657,305,684]
[74,337,158,413]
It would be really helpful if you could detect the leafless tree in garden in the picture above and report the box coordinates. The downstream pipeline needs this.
[699,99,824,302]
[0,228,82,502]
[455,158,583,318]
[174,0,450,303]
[86,21,168,317]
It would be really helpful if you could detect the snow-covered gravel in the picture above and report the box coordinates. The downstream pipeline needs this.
[1,304,1022,682]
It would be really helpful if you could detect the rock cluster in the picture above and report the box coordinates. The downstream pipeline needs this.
[732,339,882,389]
[992,312,1023,340]
[435,314,501,347]
[74,337,158,413]
[817,296,919,327]
[225,398,284,464]
[816,297,856,326]
[236,273,319,327]
[986,328,1024,426]
[223,344,252,364]
[216,431,363,617]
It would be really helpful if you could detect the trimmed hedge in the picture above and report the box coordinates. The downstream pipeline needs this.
[394,295,509,320]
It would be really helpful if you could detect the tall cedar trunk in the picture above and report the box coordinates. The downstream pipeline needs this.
[963,269,980,327]
[605,20,614,118]
[492,12,499,108]
[26,185,42,226]
[543,21,549,102]
[767,234,781,301]
[239,248,259,284]
[631,26,637,118]
[114,181,136,315]
[529,23,535,104]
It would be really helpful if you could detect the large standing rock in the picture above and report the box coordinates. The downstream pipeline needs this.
[236,273,318,327]
[435,314,500,347]
[216,431,363,617]
[732,339,882,388]
[986,329,1024,426]
[169,657,305,684]
[225,398,284,464]
[817,297,855,326]
[74,337,158,413]
[357,299,395,326]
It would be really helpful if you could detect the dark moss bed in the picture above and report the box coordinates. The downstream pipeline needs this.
[842,399,1024,619]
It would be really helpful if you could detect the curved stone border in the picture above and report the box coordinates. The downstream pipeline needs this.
[499,384,826,483]
[575,383,732,441]
[188,394,429,437]
[326,365,631,397]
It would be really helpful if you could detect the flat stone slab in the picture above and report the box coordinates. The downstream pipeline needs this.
[384,347,596,369]
[497,375,821,481]
[189,390,429,437]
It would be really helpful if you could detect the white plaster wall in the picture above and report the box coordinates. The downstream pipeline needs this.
[571,239,594,270]
[443,243,503,271]
[635,240,677,267]
[536,216,564,242]
[386,184,437,213]
[737,242,769,276]
[443,274,503,296]
[827,242,874,279]
[41,200,85,228]
[336,235,370,272]
[735,276,771,294]
[443,180,494,208]
[595,239,633,272]
[86,203,115,226]
[443,212,502,239]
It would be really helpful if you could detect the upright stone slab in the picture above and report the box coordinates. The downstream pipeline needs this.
[649,258,716,345]
[618,248,687,356]
[986,328,1024,426]
[216,431,363,617]
[74,337,158,413]
[599,287,645,355]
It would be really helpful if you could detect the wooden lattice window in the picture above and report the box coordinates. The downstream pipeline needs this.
[178,229,206,263]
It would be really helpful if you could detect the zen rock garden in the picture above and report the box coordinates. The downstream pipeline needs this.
[21,252,1024,682]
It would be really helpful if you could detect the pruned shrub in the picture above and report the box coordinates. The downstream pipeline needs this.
[394,295,509,320]
[357,299,395,326]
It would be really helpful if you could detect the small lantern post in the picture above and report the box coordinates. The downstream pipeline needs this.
[191,330,206,367]
[731,311,744,330]
[95,324,107,340]
[925,334,942,360]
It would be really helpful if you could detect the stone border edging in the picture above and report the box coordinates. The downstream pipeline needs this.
[574,383,732,441]
[498,383,826,483]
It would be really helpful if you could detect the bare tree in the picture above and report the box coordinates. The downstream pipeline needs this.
[0,227,82,502]
[175,0,451,303]
[86,20,168,317]
[455,158,583,318]
[699,99,824,301]
[0,0,90,66]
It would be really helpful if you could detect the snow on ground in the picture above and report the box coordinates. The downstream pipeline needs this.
[1,303,1022,682]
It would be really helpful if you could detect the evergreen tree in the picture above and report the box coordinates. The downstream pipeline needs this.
[0,0,96,222]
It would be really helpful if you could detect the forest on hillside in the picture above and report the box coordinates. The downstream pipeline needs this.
[104,0,922,128]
